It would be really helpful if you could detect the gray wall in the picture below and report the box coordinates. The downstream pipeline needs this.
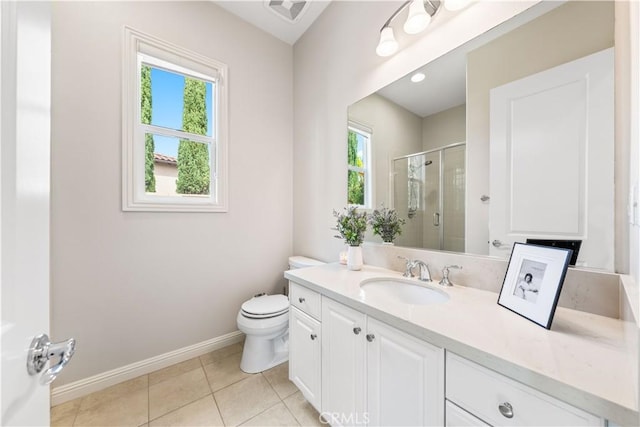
[51,1,293,384]
[422,104,465,151]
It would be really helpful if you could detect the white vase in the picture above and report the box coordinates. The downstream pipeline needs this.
[347,245,363,271]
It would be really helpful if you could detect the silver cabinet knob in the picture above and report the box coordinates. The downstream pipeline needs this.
[498,402,514,419]
[366,334,375,342]
[353,327,361,335]
[298,297,305,303]
[310,333,317,340]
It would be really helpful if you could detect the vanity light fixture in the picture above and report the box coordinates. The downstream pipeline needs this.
[376,0,471,57]
[411,72,426,83]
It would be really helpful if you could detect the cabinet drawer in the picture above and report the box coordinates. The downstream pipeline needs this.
[289,282,321,320]
[446,400,490,426]
[446,352,602,426]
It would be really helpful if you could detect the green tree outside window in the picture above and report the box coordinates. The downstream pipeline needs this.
[141,65,155,193]
[176,78,210,195]
[348,130,365,205]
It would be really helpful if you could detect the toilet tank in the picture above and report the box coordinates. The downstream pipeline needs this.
[288,256,324,270]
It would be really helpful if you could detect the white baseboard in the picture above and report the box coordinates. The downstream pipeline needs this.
[51,330,244,406]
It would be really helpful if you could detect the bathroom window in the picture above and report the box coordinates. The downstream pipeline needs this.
[122,27,228,212]
[347,122,372,208]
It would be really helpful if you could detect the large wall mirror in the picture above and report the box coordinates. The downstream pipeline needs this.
[348,1,615,271]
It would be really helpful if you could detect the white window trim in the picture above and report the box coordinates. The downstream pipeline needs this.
[122,27,228,212]
[347,121,373,209]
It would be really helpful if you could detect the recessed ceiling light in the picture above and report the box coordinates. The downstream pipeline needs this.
[411,72,426,83]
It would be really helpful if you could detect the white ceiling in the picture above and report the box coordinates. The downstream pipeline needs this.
[214,0,332,45]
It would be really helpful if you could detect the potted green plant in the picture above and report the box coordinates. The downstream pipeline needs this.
[333,206,368,270]
[369,206,406,244]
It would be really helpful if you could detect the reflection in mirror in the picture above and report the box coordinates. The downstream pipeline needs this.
[348,1,615,271]
[393,143,465,252]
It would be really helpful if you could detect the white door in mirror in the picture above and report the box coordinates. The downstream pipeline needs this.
[489,48,614,270]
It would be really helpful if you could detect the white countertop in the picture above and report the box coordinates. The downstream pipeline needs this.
[285,263,638,426]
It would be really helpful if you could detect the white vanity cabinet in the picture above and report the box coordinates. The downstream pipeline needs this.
[446,352,603,426]
[289,283,322,410]
[321,297,444,426]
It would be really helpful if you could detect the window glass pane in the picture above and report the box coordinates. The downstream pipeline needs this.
[348,169,365,205]
[145,133,211,196]
[348,130,365,167]
[141,65,214,137]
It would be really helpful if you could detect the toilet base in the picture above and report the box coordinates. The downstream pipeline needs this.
[240,332,289,373]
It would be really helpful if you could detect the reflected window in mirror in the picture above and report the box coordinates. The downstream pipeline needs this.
[347,122,372,208]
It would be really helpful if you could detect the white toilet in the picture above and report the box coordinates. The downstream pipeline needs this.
[237,256,324,373]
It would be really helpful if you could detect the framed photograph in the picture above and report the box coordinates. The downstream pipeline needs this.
[498,243,573,329]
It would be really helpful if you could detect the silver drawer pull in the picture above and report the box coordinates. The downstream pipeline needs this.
[310,334,317,340]
[498,402,514,418]
[298,297,305,303]
[353,327,361,335]
[366,334,375,342]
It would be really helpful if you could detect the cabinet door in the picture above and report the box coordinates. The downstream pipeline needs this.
[367,317,445,426]
[289,306,321,411]
[321,297,367,427]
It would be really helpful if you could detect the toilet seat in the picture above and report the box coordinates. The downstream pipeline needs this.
[241,294,289,319]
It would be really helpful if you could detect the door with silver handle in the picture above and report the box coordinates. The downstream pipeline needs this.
[27,334,76,385]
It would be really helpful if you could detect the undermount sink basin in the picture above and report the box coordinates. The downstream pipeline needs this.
[359,278,449,305]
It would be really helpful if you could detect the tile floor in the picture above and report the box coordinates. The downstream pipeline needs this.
[51,342,322,427]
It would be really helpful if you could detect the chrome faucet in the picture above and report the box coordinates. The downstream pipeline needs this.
[397,256,432,282]
[412,260,432,282]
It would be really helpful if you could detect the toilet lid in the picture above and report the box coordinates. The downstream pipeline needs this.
[241,294,289,317]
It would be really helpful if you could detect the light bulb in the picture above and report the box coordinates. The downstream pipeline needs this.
[404,0,430,34]
[444,0,472,11]
[376,27,399,57]
[411,72,426,83]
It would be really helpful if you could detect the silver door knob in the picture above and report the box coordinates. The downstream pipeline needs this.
[353,327,361,335]
[492,239,503,248]
[498,402,514,418]
[27,334,76,385]
[366,334,375,342]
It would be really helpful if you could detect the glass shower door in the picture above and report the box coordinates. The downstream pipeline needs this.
[442,145,466,252]
[393,143,466,251]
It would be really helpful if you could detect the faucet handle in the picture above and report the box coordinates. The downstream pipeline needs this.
[397,256,415,277]
[439,265,462,287]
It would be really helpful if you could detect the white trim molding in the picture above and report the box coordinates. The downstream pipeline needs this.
[50,330,244,406]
